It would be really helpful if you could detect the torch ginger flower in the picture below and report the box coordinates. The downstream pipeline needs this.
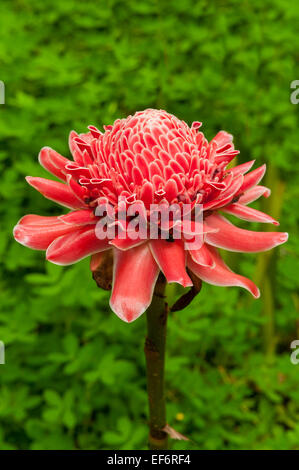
[13,109,288,322]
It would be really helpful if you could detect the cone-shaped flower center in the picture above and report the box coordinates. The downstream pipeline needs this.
[68,109,238,209]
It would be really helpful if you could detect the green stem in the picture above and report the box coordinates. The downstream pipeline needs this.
[144,275,168,450]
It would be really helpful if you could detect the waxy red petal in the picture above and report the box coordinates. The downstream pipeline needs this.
[38,147,71,181]
[150,238,192,287]
[26,177,85,209]
[210,131,233,148]
[238,185,271,205]
[109,235,147,251]
[188,243,215,267]
[187,247,260,298]
[205,214,288,252]
[221,203,279,225]
[46,227,109,265]
[237,164,266,194]
[203,175,244,210]
[13,218,79,250]
[229,160,255,177]
[59,209,97,226]
[110,243,159,322]
[17,214,61,226]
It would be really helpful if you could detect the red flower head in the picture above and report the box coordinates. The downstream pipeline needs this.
[13,109,288,322]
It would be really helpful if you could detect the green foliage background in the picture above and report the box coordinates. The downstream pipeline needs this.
[0,0,299,450]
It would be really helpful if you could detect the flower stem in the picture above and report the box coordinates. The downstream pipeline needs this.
[144,274,168,450]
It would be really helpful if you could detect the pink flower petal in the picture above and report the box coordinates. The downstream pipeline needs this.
[150,239,192,287]
[221,203,279,225]
[69,130,79,154]
[110,244,159,322]
[109,236,147,251]
[177,220,218,237]
[66,175,89,204]
[238,185,271,205]
[26,177,85,209]
[189,243,215,267]
[13,218,79,250]
[187,247,260,298]
[237,164,266,194]
[205,214,288,252]
[140,181,154,208]
[203,175,243,210]
[210,130,233,148]
[229,160,255,177]
[59,209,97,226]
[38,147,71,181]
[16,214,61,226]
[46,227,109,265]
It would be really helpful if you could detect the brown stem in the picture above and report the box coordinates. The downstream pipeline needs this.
[144,274,168,450]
